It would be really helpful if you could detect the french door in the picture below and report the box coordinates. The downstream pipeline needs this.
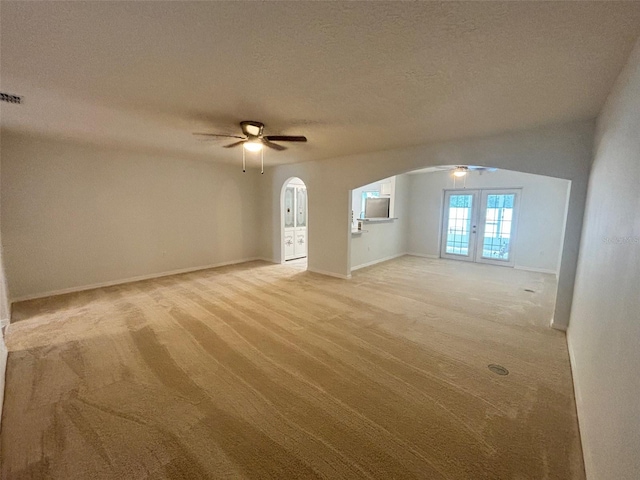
[440,189,519,266]
[284,185,307,260]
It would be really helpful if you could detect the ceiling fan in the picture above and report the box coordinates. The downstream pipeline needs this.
[194,121,307,173]
[194,121,307,152]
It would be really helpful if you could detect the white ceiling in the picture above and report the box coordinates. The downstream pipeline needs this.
[2,2,640,166]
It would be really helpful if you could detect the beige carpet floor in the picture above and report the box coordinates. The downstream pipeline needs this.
[1,256,584,479]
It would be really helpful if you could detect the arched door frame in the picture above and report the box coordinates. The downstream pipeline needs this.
[280,177,308,265]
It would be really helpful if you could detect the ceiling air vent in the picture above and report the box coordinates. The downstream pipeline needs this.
[0,92,22,104]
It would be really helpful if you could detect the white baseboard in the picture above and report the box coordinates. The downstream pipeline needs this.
[350,253,407,271]
[307,268,351,280]
[404,252,440,259]
[11,257,265,303]
[566,331,591,478]
[514,265,558,276]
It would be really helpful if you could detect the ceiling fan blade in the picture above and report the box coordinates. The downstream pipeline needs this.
[431,166,454,171]
[264,135,307,142]
[193,133,246,139]
[223,140,246,148]
[262,139,287,151]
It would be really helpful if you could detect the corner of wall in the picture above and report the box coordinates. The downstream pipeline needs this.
[550,318,567,332]
[0,325,8,434]
[564,328,590,477]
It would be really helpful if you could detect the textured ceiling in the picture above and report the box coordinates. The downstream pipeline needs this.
[2,2,640,165]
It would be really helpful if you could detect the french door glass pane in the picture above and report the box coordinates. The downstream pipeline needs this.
[284,187,295,228]
[296,188,307,227]
[445,194,473,255]
[481,194,515,260]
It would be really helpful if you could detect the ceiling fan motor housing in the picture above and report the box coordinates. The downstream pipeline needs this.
[240,121,264,138]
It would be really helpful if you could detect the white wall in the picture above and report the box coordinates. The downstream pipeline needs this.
[0,265,8,325]
[0,333,6,432]
[350,175,409,270]
[0,140,9,432]
[407,169,570,274]
[0,246,8,324]
[261,120,593,327]
[0,155,9,323]
[568,39,640,480]
[1,131,262,300]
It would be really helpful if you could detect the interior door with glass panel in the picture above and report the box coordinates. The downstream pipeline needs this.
[440,190,479,261]
[475,189,518,266]
[284,184,307,260]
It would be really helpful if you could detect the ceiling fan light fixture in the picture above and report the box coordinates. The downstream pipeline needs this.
[453,168,468,177]
[244,141,263,152]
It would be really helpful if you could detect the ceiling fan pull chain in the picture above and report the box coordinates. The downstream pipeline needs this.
[261,148,264,175]
[242,148,246,173]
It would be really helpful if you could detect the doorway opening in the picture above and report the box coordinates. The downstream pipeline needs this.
[441,188,520,266]
[281,177,308,266]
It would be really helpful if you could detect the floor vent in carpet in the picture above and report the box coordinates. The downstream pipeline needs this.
[488,364,509,376]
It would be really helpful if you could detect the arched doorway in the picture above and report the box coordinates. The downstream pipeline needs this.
[280,177,308,265]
